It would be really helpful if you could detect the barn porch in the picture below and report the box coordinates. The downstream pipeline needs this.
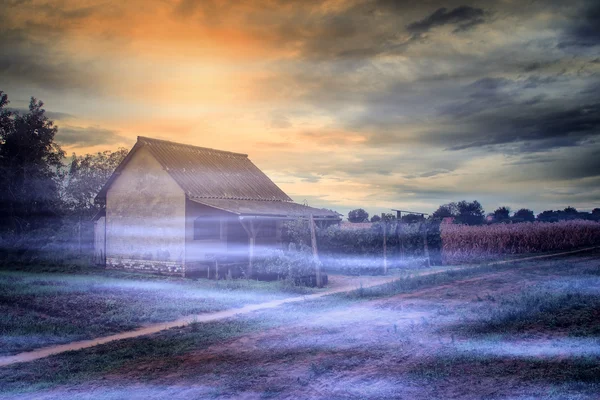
[184,198,340,279]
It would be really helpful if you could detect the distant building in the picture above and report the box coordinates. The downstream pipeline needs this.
[94,136,340,277]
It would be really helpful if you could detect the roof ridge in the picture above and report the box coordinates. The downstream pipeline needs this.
[138,136,248,157]
[188,195,293,202]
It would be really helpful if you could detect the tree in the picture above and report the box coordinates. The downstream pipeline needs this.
[381,213,396,222]
[348,208,369,223]
[0,92,65,240]
[512,208,535,223]
[537,210,558,222]
[62,149,129,254]
[492,206,511,223]
[63,148,129,219]
[431,202,458,220]
[370,215,381,223]
[561,206,579,220]
[592,208,600,221]
[455,200,485,225]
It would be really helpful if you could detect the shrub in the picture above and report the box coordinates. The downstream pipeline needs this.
[252,243,319,280]
[282,220,443,274]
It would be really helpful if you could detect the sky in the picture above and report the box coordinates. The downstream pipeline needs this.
[1,0,599,218]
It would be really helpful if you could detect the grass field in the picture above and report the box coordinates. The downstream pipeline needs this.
[0,267,319,356]
[1,251,599,399]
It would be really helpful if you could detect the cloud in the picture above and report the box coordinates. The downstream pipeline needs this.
[7,108,73,121]
[559,1,600,48]
[56,125,129,148]
[406,6,486,36]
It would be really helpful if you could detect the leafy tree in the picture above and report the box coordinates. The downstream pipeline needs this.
[63,148,128,218]
[0,92,65,240]
[455,200,485,225]
[348,208,369,223]
[562,206,579,220]
[537,210,559,222]
[592,208,600,221]
[370,215,381,223]
[431,202,458,220]
[492,206,511,223]
[512,208,535,223]
[381,213,397,222]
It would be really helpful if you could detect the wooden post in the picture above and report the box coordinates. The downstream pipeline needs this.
[422,222,431,268]
[240,218,260,279]
[248,235,255,277]
[309,214,322,287]
[382,213,387,275]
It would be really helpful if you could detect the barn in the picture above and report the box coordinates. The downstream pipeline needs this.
[93,136,340,277]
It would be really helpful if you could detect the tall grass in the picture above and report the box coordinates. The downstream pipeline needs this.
[442,220,600,264]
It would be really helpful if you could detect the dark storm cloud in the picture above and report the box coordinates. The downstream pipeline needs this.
[559,1,600,48]
[56,126,128,148]
[436,76,600,153]
[551,148,600,180]
[406,6,485,35]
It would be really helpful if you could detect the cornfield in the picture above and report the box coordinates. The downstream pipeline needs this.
[441,220,600,264]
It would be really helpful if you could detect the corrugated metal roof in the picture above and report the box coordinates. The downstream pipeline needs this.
[140,136,292,201]
[190,198,341,219]
[97,136,293,201]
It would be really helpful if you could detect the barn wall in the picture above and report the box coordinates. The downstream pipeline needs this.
[106,146,186,275]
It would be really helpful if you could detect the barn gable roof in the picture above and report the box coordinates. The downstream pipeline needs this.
[97,136,292,202]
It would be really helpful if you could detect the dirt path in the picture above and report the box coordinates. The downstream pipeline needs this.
[1,246,597,368]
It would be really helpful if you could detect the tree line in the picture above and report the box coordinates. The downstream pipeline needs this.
[348,201,600,225]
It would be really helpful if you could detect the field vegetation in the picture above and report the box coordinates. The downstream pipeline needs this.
[1,251,599,399]
[0,267,318,356]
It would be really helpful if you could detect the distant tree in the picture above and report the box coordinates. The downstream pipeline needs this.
[492,206,511,223]
[63,148,129,219]
[512,208,535,223]
[562,206,579,220]
[348,208,369,223]
[592,208,600,221]
[0,92,65,240]
[381,213,396,222]
[431,202,458,220]
[455,200,485,225]
[537,210,558,222]
[370,215,381,223]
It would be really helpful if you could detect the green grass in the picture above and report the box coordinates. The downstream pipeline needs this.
[454,279,600,337]
[0,295,350,395]
[0,316,272,394]
[341,249,600,301]
[339,262,500,300]
[0,268,318,356]
[408,350,600,384]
